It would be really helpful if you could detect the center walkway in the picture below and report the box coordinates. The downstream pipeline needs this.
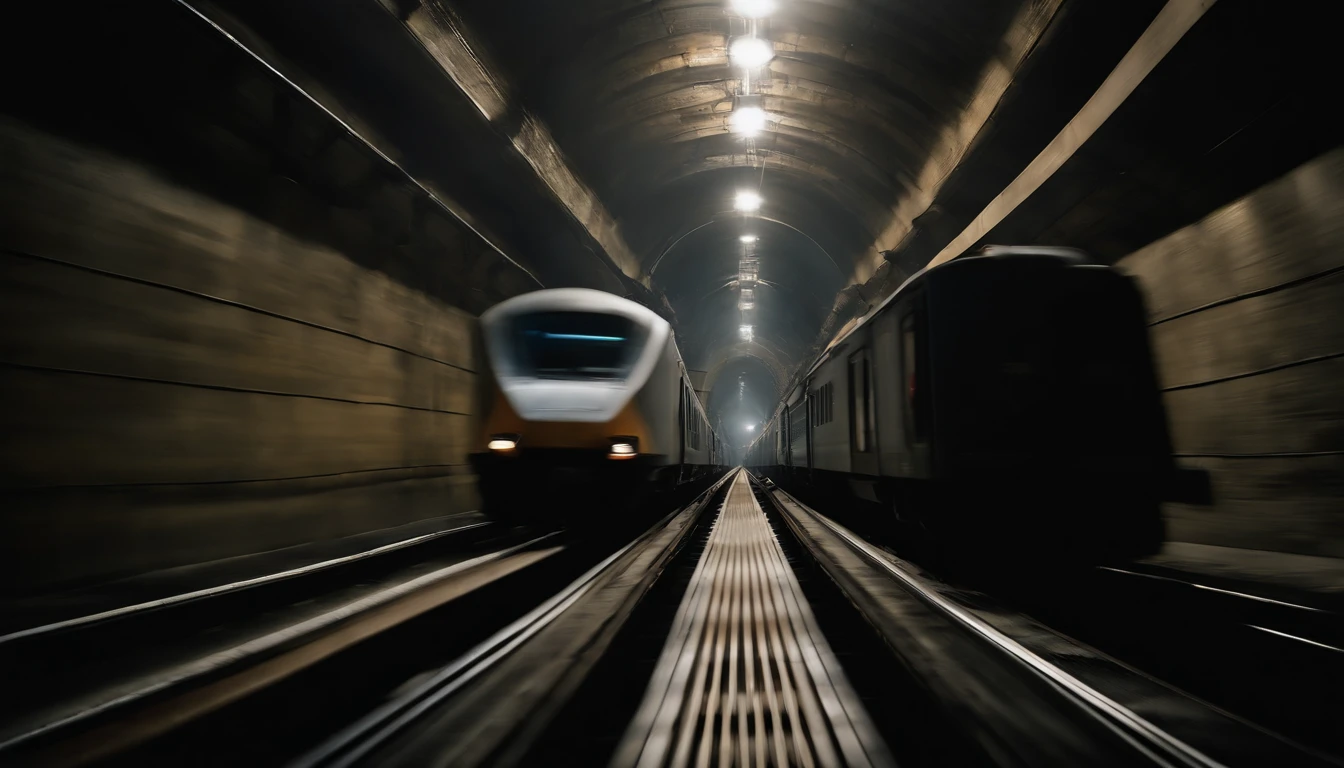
[612,470,893,768]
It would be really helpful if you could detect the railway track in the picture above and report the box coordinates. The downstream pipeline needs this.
[1008,555,1344,757]
[779,479,1344,761]
[282,470,1339,767]
[0,518,557,767]
[3,470,1336,767]
[0,478,730,767]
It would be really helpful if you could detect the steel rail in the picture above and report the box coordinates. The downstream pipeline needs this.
[0,522,490,646]
[0,532,552,756]
[768,482,1226,768]
[292,481,732,768]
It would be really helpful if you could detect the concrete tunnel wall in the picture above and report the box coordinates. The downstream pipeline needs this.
[0,118,529,596]
[1118,148,1344,559]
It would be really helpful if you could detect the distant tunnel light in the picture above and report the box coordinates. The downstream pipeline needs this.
[740,324,754,341]
[739,260,759,283]
[744,423,757,432]
[729,37,774,69]
[730,106,767,136]
[734,190,763,212]
[729,0,776,18]
[739,234,758,243]
[739,287,755,310]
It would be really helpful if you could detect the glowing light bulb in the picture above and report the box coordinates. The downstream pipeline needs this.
[729,37,774,69]
[729,0,776,18]
[730,106,767,136]
[740,234,758,243]
[734,190,762,212]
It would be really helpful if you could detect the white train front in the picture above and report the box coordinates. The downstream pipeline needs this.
[470,288,725,524]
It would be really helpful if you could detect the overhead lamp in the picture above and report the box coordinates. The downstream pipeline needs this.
[740,234,758,243]
[744,422,758,432]
[734,190,762,212]
[729,0,776,18]
[729,36,774,69]
[730,106,767,136]
[740,324,754,341]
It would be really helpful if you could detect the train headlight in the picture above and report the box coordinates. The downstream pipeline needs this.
[608,437,638,460]
[488,434,520,452]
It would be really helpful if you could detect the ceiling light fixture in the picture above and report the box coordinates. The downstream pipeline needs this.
[729,37,774,69]
[740,234,758,243]
[739,259,759,283]
[740,324,754,341]
[734,190,762,212]
[729,0,776,19]
[730,105,767,136]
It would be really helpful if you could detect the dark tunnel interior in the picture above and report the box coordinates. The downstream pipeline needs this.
[0,0,1341,765]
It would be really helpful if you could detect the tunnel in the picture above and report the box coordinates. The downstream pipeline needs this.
[0,0,1341,764]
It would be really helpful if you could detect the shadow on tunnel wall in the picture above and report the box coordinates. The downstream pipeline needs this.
[0,6,535,595]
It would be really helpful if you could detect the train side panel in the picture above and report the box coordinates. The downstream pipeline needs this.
[809,353,851,476]
[759,253,1171,566]
[631,333,682,482]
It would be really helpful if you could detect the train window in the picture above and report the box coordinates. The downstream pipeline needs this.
[849,351,874,452]
[686,384,701,451]
[691,387,703,451]
[680,386,686,446]
[901,312,929,443]
[810,382,834,427]
[511,312,646,380]
[789,401,806,442]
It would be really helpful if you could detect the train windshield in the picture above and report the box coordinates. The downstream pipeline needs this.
[510,311,647,380]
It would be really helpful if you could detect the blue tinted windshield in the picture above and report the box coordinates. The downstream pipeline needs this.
[511,312,646,380]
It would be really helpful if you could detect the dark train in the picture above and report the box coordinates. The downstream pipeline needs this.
[745,245,1174,568]
[470,288,726,525]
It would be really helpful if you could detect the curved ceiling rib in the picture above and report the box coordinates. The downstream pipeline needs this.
[650,214,843,278]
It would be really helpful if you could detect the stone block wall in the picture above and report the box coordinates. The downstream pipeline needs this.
[0,118,510,593]
[1117,148,1344,558]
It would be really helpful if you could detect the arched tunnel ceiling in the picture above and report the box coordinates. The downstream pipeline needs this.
[452,0,1036,424]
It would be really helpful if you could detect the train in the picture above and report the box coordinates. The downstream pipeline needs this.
[744,245,1175,570]
[470,288,726,525]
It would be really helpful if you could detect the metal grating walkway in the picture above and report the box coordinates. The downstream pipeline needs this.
[612,471,893,768]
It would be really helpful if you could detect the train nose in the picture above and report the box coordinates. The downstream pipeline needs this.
[547,465,594,486]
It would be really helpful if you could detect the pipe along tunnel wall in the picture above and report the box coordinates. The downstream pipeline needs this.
[0,116,528,596]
